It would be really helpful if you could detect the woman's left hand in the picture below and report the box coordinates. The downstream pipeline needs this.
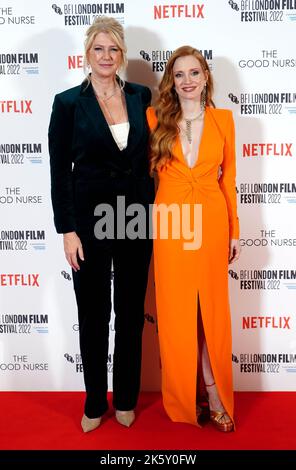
[229,239,241,264]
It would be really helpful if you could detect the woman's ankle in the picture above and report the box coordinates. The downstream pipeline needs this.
[206,383,225,413]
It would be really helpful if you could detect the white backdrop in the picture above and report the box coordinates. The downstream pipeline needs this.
[0,0,295,392]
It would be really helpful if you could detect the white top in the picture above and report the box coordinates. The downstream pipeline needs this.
[109,122,130,151]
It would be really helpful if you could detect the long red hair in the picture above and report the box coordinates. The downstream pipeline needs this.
[150,46,215,174]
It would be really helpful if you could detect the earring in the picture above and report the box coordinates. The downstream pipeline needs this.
[201,84,207,109]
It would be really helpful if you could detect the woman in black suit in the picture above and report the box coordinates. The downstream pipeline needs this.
[48,16,154,432]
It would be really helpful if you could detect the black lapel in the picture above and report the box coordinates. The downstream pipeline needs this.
[77,80,119,155]
[122,82,144,157]
[77,79,144,158]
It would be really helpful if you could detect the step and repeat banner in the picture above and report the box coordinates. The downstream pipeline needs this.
[0,0,295,392]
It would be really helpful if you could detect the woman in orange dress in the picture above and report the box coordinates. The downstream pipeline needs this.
[147,46,240,432]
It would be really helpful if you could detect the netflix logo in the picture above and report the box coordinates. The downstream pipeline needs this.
[0,100,32,114]
[0,274,39,287]
[68,55,83,70]
[154,3,205,19]
[242,143,293,157]
[242,316,291,330]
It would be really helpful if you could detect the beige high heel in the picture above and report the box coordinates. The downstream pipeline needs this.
[115,410,135,427]
[81,414,101,433]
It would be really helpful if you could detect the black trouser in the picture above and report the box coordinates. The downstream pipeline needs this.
[72,237,152,418]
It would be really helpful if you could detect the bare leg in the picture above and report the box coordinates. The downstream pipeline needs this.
[201,337,232,423]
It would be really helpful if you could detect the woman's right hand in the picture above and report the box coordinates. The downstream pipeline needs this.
[63,232,84,272]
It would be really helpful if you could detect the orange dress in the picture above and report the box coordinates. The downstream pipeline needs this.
[147,106,239,426]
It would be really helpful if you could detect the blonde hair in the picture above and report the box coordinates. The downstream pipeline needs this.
[150,45,215,174]
[83,16,127,84]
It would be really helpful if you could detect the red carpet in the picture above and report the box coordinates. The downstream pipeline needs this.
[0,392,295,450]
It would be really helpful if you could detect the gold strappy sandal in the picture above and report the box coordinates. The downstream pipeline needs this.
[206,382,234,432]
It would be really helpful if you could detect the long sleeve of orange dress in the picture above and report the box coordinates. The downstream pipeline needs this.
[219,111,240,239]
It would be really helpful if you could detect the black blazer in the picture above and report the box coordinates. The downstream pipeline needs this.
[48,80,154,237]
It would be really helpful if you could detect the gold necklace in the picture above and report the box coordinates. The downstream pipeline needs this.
[91,76,119,101]
[96,91,125,125]
[183,110,204,144]
[99,98,116,125]
[93,86,119,102]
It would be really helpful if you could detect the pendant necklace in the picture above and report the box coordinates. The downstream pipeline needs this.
[184,109,204,144]
[94,87,124,125]
[93,85,119,102]
[91,75,119,102]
